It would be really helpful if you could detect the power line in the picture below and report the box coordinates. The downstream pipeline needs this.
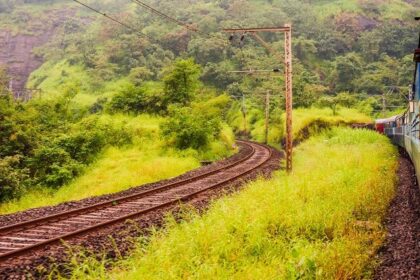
[129,0,231,47]
[72,0,155,42]
[130,0,206,36]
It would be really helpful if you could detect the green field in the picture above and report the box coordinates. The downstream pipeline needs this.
[61,128,397,279]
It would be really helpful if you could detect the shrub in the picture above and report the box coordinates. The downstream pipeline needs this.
[55,130,105,164]
[0,155,29,202]
[30,146,83,188]
[109,84,165,114]
[161,106,221,150]
[162,58,201,106]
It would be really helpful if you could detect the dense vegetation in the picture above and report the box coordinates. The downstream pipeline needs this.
[0,1,412,277]
[0,0,417,204]
[58,128,397,279]
[0,58,235,204]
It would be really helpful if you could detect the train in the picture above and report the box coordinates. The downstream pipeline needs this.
[375,34,420,181]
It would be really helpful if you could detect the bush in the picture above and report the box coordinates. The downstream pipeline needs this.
[0,156,29,202]
[108,84,165,114]
[55,130,105,164]
[161,106,221,149]
[30,146,83,188]
[162,58,201,106]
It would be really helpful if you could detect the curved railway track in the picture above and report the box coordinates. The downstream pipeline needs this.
[0,140,273,262]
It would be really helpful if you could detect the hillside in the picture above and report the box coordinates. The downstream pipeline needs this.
[0,1,419,278]
[0,0,418,105]
[0,0,417,207]
[0,2,78,94]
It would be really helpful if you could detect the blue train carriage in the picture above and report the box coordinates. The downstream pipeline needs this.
[375,37,420,182]
[406,44,420,180]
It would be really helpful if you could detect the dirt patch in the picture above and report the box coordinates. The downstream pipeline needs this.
[374,150,420,279]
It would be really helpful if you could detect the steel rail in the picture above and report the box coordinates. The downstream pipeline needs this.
[0,141,273,261]
[0,140,254,236]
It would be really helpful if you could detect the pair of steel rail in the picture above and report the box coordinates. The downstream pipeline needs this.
[0,140,272,262]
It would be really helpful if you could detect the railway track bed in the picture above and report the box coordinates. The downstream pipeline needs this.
[0,141,281,278]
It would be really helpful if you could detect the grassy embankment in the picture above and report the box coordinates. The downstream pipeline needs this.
[0,107,370,214]
[229,106,371,145]
[0,114,235,214]
[60,127,397,279]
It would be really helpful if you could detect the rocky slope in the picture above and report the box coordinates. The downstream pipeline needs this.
[0,8,73,97]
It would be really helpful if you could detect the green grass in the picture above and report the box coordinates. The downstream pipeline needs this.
[0,144,199,215]
[293,107,371,131]
[0,114,235,215]
[27,59,134,107]
[230,105,372,145]
[62,127,397,279]
[311,0,361,18]
[292,107,372,142]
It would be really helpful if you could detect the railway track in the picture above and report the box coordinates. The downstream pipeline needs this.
[0,140,273,262]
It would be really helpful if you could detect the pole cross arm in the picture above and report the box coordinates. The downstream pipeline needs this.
[222,27,291,33]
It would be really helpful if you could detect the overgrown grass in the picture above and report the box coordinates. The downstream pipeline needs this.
[27,59,133,107]
[62,127,397,279]
[0,114,235,215]
[0,144,199,215]
[292,107,372,143]
[230,105,372,145]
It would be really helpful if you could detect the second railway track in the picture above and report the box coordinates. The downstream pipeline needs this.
[0,140,274,261]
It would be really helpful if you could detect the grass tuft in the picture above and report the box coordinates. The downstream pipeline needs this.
[64,127,397,279]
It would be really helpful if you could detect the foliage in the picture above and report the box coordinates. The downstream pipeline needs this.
[161,106,221,150]
[108,84,160,114]
[317,92,358,115]
[62,128,397,279]
[162,58,201,106]
[0,156,29,202]
[0,114,235,214]
[9,0,416,118]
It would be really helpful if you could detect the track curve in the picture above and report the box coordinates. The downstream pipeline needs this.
[0,140,273,261]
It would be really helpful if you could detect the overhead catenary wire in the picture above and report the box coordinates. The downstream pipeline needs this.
[72,0,274,77]
[71,0,155,42]
[129,0,230,47]
[130,0,207,36]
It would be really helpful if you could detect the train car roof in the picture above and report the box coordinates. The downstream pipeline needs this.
[375,115,399,124]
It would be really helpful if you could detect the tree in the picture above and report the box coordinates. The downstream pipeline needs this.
[329,53,363,92]
[317,93,358,115]
[161,106,221,150]
[128,67,153,86]
[162,58,201,106]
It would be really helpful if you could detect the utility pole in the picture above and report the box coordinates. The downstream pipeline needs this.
[382,93,386,116]
[265,90,270,144]
[284,24,293,172]
[223,25,293,171]
[241,94,247,134]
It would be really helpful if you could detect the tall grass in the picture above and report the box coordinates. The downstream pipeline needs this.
[235,106,372,145]
[0,145,199,215]
[64,128,397,279]
[0,114,235,214]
